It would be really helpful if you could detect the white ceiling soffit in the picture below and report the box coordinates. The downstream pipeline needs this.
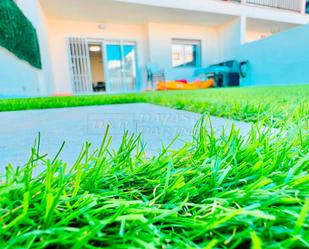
[39,0,236,26]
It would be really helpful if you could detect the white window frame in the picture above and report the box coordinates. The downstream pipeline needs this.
[171,39,202,68]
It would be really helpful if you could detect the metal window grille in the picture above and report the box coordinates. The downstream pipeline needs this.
[68,37,93,94]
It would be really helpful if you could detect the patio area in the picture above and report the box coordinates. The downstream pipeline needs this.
[0,103,252,170]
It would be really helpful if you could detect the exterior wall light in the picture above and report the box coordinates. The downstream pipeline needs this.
[98,24,107,30]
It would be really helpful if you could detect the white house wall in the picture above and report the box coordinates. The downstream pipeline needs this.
[217,17,245,62]
[0,0,53,97]
[246,31,272,43]
[15,0,53,95]
[0,48,40,97]
[147,23,218,82]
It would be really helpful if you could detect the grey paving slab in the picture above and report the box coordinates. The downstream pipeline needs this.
[0,103,252,172]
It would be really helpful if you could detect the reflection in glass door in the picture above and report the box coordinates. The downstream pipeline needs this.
[105,41,137,93]
[106,43,123,93]
[123,44,137,91]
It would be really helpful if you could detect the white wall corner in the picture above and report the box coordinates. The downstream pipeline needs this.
[16,0,55,96]
[217,17,243,62]
[240,15,247,45]
[300,0,306,14]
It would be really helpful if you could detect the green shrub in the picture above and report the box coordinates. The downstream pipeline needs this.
[0,0,41,69]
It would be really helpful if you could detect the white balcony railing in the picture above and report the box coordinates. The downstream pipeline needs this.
[225,0,306,13]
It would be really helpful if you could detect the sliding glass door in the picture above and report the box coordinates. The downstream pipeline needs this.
[68,38,138,94]
[106,43,123,93]
[105,41,137,93]
[123,44,137,91]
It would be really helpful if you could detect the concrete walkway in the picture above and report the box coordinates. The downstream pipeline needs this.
[0,103,252,171]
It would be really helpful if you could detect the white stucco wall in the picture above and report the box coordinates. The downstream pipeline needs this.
[0,48,41,97]
[217,17,244,62]
[147,22,218,82]
[16,0,54,95]
[246,31,272,43]
[0,0,53,97]
[237,24,309,86]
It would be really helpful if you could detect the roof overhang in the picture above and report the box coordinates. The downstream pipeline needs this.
[39,0,237,27]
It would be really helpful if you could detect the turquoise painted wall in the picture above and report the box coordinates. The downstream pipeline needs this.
[237,24,309,86]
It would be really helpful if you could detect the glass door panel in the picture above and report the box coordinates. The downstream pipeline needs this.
[123,44,137,91]
[106,44,123,92]
[105,41,138,93]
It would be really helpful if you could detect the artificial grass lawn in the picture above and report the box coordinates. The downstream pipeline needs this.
[0,85,308,127]
[1,120,308,248]
[0,85,308,248]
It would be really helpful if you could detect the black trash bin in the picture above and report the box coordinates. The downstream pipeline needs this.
[216,60,240,87]
[227,72,240,87]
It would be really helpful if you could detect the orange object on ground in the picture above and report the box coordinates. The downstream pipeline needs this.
[156,79,214,91]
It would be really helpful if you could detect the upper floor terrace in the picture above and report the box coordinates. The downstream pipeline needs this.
[117,0,309,24]
[226,0,306,14]
[40,0,309,48]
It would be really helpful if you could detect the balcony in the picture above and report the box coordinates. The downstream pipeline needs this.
[224,0,306,13]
